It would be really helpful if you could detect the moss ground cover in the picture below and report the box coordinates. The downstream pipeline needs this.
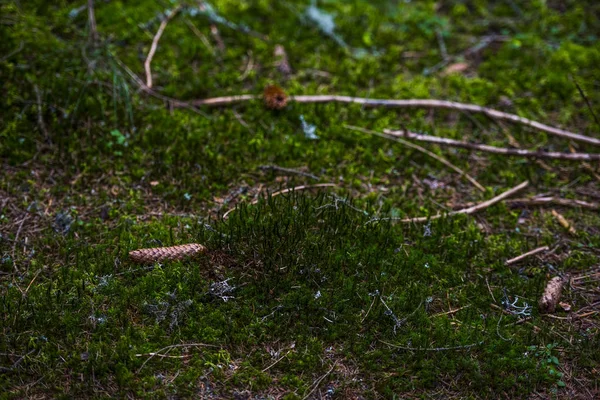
[1,1,599,398]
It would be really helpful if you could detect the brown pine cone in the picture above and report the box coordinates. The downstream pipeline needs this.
[129,243,206,264]
[264,85,288,110]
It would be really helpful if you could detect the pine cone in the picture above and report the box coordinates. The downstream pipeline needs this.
[129,243,206,264]
[539,275,568,314]
[264,85,288,110]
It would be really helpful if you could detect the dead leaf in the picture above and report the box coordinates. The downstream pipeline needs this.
[559,302,571,312]
[443,62,469,75]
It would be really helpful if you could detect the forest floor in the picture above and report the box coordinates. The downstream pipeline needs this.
[1,1,600,398]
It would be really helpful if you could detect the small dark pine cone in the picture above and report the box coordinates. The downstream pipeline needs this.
[129,243,206,264]
[263,85,288,110]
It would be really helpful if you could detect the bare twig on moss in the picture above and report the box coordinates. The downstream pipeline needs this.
[505,246,549,266]
[383,129,600,161]
[551,209,577,234]
[33,85,50,143]
[87,0,98,43]
[145,5,182,88]
[379,339,483,352]
[374,181,528,224]
[262,349,292,372]
[222,183,336,219]
[302,362,337,400]
[137,343,218,372]
[121,56,598,149]
[11,216,28,272]
[252,183,336,203]
[197,1,225,51]
[506,196,600,210]
[573,77,600,128]
[345,125,485,192]
[113,56,210,117]
[300,97,600,146]
[259,165,319,180]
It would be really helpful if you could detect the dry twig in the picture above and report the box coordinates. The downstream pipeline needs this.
[345,125,485,192]
[506,197,600,210]
[505,246,549,266]
[380,339,483,352]
[551,209,577,234]
[259,165,319,180]
[375,181,529,224]
[145,5,182,88]
[302,362,337,400]
[300,97,600,146]
[87,0,98,43]
[384,129,600,161]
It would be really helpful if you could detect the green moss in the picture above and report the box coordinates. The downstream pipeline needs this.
[1,0,599,398]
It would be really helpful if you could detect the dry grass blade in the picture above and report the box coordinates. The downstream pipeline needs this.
[345,125,485,192]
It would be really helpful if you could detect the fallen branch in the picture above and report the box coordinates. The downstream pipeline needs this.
[551,209,577,234]
[374,181,529,224]
[145,6,182,88]
[539,276,569,314]
[383,129,600,161]
[505,246,549,266]
[302,362,337,400]
[506,197,600,210]
[87,0,98,43]
[380,339,483,352]
[345,125,485,192]
[120,52,599,148]
[298,97,600,146]
[137,343,218,373]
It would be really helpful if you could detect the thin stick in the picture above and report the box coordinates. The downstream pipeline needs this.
[573,78,600,128]
[345,125,485,192]
[381,181,529,224]
[114,56,210,117]
[384,129,600,161]
[135,352,191,359]
[302,97,600,146]
[145,6,182,88]
[259,165,319,180]
[302,362,337,400]
[432,305,471,318]
[137,343,217,372]
[262,350,292,372]
[506,197,600,210]
[254,183,336,203]
[11,216,28,272]
[379,339,483,352]
[33,85,50,142]
[170,93,600,146]
[222,183,336,219]
[87,0,98,43]
[505,246,549,266]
